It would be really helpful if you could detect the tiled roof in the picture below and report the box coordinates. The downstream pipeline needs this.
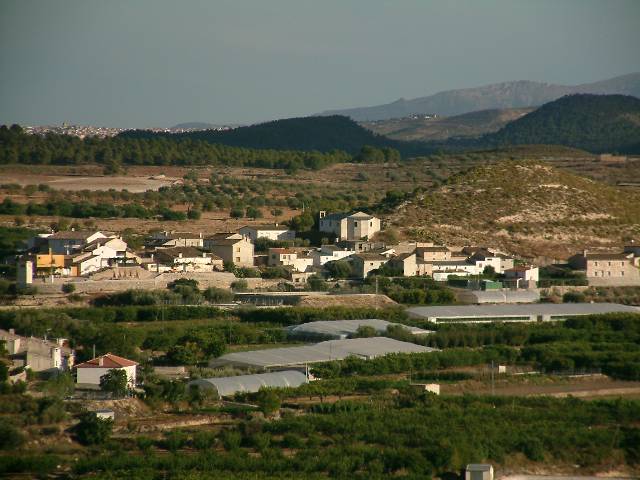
[48,230,100,240]
[76,353,138,369]
[586,253,632,260]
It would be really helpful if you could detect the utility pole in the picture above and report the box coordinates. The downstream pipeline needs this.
[491,360,495,396]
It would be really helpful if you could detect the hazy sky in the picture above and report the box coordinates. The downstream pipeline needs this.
[1,0,639,127]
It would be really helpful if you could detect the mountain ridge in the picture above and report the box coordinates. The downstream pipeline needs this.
[320,73,640,121]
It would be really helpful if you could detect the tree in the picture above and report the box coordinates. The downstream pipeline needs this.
[74,412,113,445]
[325,260,352,279]
[99,369,129,397]
[256,388,281,416]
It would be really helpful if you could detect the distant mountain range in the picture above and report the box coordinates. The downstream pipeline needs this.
[122,93,640,157]
[319,73,640,121]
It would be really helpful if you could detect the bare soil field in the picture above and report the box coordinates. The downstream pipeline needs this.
[442,374,640,399]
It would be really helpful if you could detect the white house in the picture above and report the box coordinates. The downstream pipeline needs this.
[154,247,223,272]
[268,248,314,272]
[239,224,296,242]
[44,231,107,255]
[311,244,356,267]
[75,353,138,387]
[318,211,381,241]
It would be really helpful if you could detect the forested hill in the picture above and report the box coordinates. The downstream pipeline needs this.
[478,94,640,153]
[121,115,433,156]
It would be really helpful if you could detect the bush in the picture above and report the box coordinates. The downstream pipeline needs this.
[0,419,25,450]
[231,279,248,292]
[62,283,76,294]
[203,287,234,303]
[73,412,113,445]
[563,291,586,303]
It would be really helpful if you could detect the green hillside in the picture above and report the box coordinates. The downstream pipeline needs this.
[482,94,640,153]
[122,115,432,156]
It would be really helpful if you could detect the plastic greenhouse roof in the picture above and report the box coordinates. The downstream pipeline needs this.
[407,302,640,319]
[287,319,432,339]
[210,337,435,369]
[189,370,308,397]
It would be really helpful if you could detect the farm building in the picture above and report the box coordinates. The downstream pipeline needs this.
[210,337,435,370]
[407,302,640,324]
[286,319,432,340]
[189,370,308,398]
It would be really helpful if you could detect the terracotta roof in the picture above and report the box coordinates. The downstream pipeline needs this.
[155,246,211,259]
[76,353,138,369]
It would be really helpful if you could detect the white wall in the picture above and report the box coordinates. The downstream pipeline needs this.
[76,365,137,386]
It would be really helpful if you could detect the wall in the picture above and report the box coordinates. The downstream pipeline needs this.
[32,271,280,294]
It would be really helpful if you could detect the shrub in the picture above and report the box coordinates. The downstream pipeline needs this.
[73,412,113,445]
[62,283,76,294]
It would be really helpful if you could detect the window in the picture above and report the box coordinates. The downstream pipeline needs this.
[594,261,598,266]
[236,247,240,252]
[608,262,612,266]
[354,221,358,227]
[621,271,625,276]
[607,271,611,276]
[236,257,240,262]
[370,221,372,227]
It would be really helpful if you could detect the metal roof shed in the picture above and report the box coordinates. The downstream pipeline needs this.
[189,370,308,398]
[287,319,433,340]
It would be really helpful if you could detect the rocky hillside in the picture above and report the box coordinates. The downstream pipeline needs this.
[386,161,640,260]
[361,107,534,141]
[321,72,640,121]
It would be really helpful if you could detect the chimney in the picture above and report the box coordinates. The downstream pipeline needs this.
[9,328,14,335]
[98,356,104,366]
[583,249,588,256]
[199,232,203,238]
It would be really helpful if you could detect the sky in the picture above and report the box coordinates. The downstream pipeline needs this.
[1,0,639,128]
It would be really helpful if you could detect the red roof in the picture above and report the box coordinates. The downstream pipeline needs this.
[75,353,138,369]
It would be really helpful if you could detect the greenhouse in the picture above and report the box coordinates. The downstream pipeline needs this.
[189,370,308,397]
[210,337,435,370]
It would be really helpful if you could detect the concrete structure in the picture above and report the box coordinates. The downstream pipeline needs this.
[239,224,296,242]
[147,231,204,248]
[189,370,308,398]
[465,464,494,480]
[568,250,640,285]
[503,265,539,288]
[210,337,436,370]
[387,252,418,276]
[154,247,223,272]
[204,233,254,267]
[351,252,390,278]
[407,303,640,324]
[0,328,74,373]
[415,245,451,262]
[94,409,115,421]
[456,289,540,304]
[286,319,432,340]
[75,353,138,387]
[319,211,381,241]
